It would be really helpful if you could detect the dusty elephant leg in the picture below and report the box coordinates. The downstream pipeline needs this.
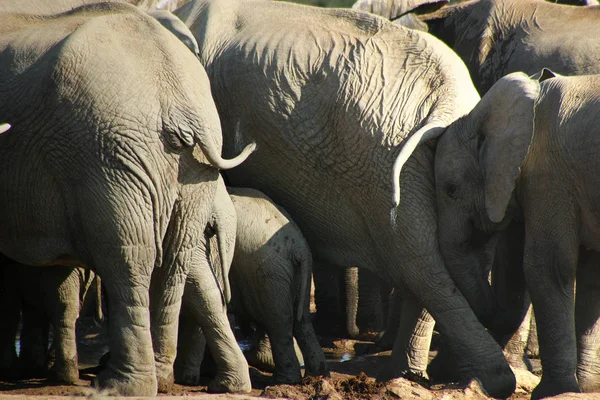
[183,252,251,393]
[356,268,390,337]
[575,248,600,392]
[150,256,187,392]
[47,267,82,384]
[93,251,157,396]
[174,311,206,385]
[342,267,360,338]
[500,306,533,372]
[527,313,540,358]
[380,298,434,380]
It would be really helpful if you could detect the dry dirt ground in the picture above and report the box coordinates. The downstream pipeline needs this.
[0,318,596,400]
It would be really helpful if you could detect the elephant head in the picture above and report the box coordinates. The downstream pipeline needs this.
[432,72,541,330]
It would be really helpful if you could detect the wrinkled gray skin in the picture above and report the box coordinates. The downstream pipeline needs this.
[177,187,327,384]
[352,0,448,31]
[433,71,600,398]
[0,258,94,384]
[0,3,253,396]
[175,0,517,396]
[420,0,600,94]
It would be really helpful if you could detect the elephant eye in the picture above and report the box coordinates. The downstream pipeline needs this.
[445,183,458,200]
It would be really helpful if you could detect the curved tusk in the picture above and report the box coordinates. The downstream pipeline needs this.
[0,123,11,134]
[392,122,445,208]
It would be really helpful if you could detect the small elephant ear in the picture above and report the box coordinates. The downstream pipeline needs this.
[530,68,558,83]
[471,72,539,223]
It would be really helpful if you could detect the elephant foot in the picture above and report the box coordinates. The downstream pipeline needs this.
[207,370,252,393]
[157,372,174,393]
[48,360,79,384]
[93,365,157,396]
[531,375,580,400]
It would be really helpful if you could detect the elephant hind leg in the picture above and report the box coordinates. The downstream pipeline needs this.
[576,248,600,393]
[48,268,82,384]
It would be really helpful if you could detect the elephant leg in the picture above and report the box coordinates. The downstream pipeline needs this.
[575,248,600,392]
[174,310,206,385]
[19,306,49,378]
[356,268,389,337]
[48,268,81,384]
[376,289,403,351]
[246,328,276,372]
[293,274,328,378]
[92,251,157,396]
[183,246,251,393]
[381,297,434,380]
[501,306,533,372]
[342,266,360,339]
[259,274,302,384]
[523,213,580,399]
[527,313,540,358]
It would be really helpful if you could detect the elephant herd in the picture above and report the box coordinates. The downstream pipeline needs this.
[1,0,600,399]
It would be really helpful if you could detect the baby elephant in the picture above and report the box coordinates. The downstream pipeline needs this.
[176,187,328,384]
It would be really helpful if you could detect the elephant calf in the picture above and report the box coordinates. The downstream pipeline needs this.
[176,187,328,385]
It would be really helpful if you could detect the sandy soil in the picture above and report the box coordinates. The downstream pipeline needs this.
[0,318,594,399]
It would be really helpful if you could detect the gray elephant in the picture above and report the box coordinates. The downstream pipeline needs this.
[176,187,328,385]
[428,71,600,398]
[0,0,191,13]
[174,0,517,396]
[0,3,254,396]
[0,258,95,383]
[419,0,600,94]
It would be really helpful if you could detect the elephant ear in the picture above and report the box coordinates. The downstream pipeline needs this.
[471,72,539,223]
[530,68,558,83]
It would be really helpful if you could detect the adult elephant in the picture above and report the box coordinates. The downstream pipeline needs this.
[419,0,600,94]
[174,0,516,396]
[431,71,600,398]
[0,3,253,396]
[0,0,190,13]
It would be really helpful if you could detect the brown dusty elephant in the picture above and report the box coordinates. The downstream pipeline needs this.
[174,0,517,396]
[176,187,328,385]
[0,3,253,395]
[430,71,600,398]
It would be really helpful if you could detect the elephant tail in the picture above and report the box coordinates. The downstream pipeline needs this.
[293,249,312,322]
[215,225,231,305]
[200,141,257,170]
